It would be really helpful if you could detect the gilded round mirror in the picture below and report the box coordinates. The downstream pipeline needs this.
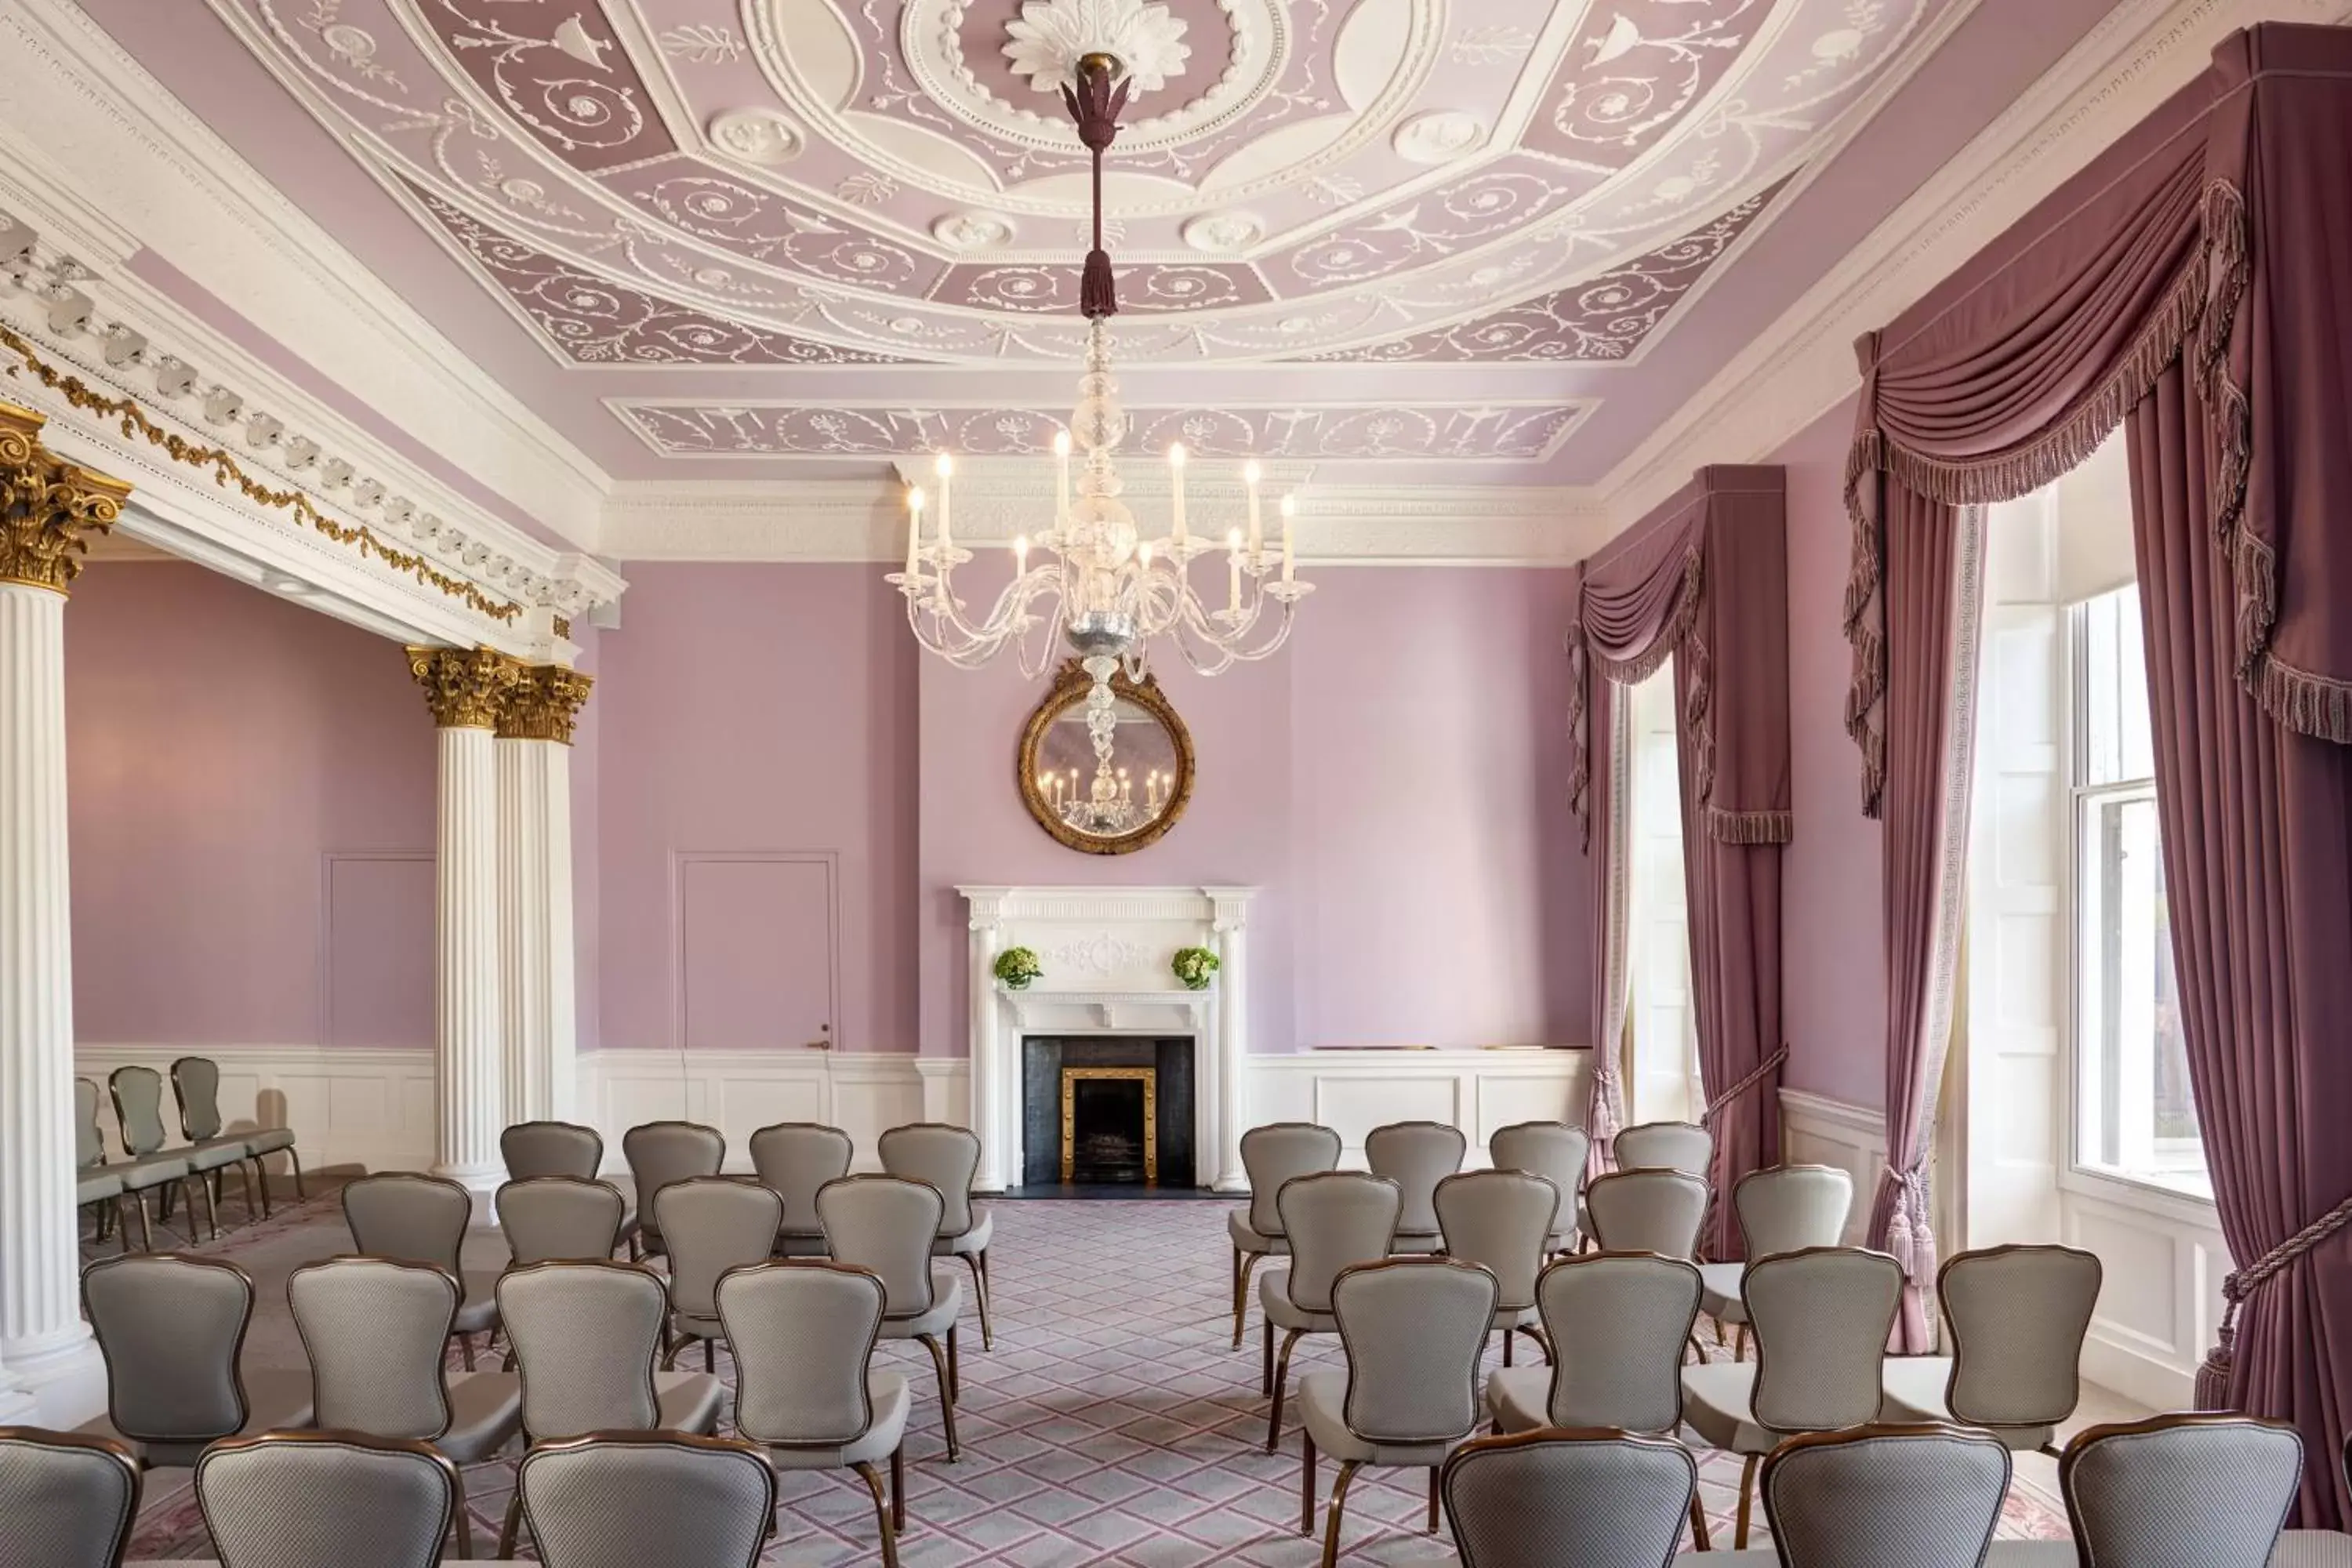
[1018,658,1194,855]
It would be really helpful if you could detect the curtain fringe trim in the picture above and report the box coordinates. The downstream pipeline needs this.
[1705,808,1794,844]
[1568,545,1707,848]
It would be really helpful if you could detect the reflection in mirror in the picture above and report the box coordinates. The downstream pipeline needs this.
[1018,658,1193,855]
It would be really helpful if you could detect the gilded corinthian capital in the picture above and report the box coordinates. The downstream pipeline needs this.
[497,664,595,744]
[406,645,523,730]
[0,401,132,596]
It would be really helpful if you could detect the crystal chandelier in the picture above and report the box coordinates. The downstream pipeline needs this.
[888,49,1310,691]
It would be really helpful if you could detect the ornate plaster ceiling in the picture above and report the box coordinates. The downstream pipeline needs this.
[61,0,2129,487]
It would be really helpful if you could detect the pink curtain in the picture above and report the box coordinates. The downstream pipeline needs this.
[1846,24,2352,1519]
[1572,468,1791,1247]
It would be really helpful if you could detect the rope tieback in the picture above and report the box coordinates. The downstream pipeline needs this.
[2196,1189,2352,1410]
[1700,1045,1790,1128]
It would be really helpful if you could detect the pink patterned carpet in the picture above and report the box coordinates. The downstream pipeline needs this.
[122,1194,2070,1564]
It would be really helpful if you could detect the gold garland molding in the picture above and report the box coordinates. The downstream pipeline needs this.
[0,322,523,623]
[0,400,129,594]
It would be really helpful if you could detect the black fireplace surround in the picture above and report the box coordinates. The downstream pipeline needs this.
[1020,1036,1196,1189]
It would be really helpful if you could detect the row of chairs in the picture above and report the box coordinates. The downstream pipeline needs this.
[16,1410,2347,1567]
[73,1061,303,1251]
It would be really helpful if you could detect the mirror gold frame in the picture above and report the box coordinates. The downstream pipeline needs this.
[1017,659,1195,855]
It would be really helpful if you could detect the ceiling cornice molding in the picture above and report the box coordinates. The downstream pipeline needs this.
[0,0,611,544]
[1595,0,2351,524]
[598,478,1607,568]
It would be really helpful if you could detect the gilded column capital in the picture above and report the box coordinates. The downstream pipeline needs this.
[496,664,595,744]
[0,401,131,596]
[406,644,523,730]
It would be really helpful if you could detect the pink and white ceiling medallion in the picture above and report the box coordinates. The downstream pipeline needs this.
[1002,0,1194,95]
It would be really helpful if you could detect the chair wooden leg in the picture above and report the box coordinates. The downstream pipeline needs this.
[1427,1466,1442,1533]
[497,1490,524,1559]
[1736,1323,1751,1363]
[1687,1332,1708,1366]
[132,1192,154,1252]
[1319,1460,1361,1568]
[1266,1328,1302,1453]
[1261,1316,1274,1395]
[705,1338,717,1374]
[287,1147,306,1201]
[452,1475,475,1559]
[964,1250,993,1351]
[459,1332,477,1373]
[1301,1430,1316,1535]
[1688,1486,1711,1552]
[891,1445,906,1531]
[947,1323,960,1403]
[1233,1250,1263,1349]
[916,1334,960,1461]
[854,1460,899,1568]
[1734,1453,1759,1548]
[1502,1327,1513,1367]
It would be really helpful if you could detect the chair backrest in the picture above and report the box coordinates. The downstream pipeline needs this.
[342,1174,470,1283]
[1533,1252,1704,1433]
[1433,1170,1559,1312]
[816,1176,944,1319]
[1762,1425,2013,1568]
[1273,1171,1401,1314]
[197,1432,457,1568]
[1443,1429,1697,1568]
[622,1122,726,1221]
[74,1078,106,1170]
[1364,1121,1467,1237]
[747,1123,854,1237]
[0,1428,143,1568]
[718,1262,887,1447]
[498,1262,667,1440]
[1584,1169,1709,1258]
[877,1123,983,1237]
[656,1179,785,1320]
[520,1432,777,1568]
[287,1257,457,1441]
[498,1178,627,1267]
[1613,1120,1713,1177]
[169,1057,226,1143]
[1744,1247,1906,1432]
[1733,1164,1854,1256]
[1487,1121,1590,1208]
[503,1121,605,1181]
[1331,1258,1497,1444]
[81,1254,254,1446]
[107,1066,170,1159]
[2060,1414,2303,1568]
[1240,1123,1342,1237]
[1939,1243,2102,1429]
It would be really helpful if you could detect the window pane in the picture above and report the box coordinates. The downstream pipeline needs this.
[2079,586,2154,786]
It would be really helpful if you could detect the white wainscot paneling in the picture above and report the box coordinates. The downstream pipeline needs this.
[579,1051,957,1172]
[75,1044,437,1176]
[1780,1090,1890,1246]
[2062,1177,2228,1412]
[1250,1051,1591,1168]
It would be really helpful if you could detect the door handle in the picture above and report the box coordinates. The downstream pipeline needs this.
[805,1023,833,1051]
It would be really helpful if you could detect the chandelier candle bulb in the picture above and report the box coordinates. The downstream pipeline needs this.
[1014,534,1029,574]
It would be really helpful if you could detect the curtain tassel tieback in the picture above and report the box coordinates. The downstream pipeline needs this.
[2196,1190,2352,1410]
[1699,1045,1790,1129]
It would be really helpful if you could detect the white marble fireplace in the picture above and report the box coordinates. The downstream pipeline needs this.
[960,885,1254,1193]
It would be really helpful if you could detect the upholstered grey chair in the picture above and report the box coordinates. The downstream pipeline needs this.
[1879,1243,2102,1452]
[77,1076,193,1253]
[517,1431,777,1568]
[1366,1121,1467,1255]
[720,1261,909,1567]
[109,1065,228,1240]
[1679,1246,1906,1547]
[1443,1428,1698,1568]
[197,1431,461,1568]
[494,1260,728,1555]
[655,1178,784,1373]
[1434,1170,1559,1366]
[76,1253,313,1468]
[1584,1121,1714,1239]
[287,1255,521,1554]
[504,1121,638,1258]
[1698,1165,1854,1361]
[1759,1423,2013,1568]
[818,1175,964,1461]
[878,1122,996,1351]
[1489,1120,1591,1254]
[749,1122,851,1260]
[342,1172,500,1370]
[1298,1258,1497,1568]
[498,1176,627,1267]
[1261,1171,1403,1452]
[1585,1167,1711,1261]
[0,1427,143,1568]
[172,1054,302,1214]
[1231,1123,1343,1348]
[2061,1414,2304,1568]
[623,1120,725,1261]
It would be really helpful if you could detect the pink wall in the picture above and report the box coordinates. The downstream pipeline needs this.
[66,563,437,1045]
[1773,397,1889,1109]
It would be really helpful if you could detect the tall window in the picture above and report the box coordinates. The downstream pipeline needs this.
[1625,662,1701,1123]
[2071,586,2205,1196]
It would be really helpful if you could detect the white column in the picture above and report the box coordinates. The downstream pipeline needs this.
[1208,887,1254,1192]
[964,891,1006,1192]
[0,406,126,1423]
[495,667,590,1126]
[409,648,518,1203]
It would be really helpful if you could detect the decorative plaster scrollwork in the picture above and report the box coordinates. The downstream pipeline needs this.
[1046,934,1147,976]
[1002,0,1193,95]
[407,644,524,730]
